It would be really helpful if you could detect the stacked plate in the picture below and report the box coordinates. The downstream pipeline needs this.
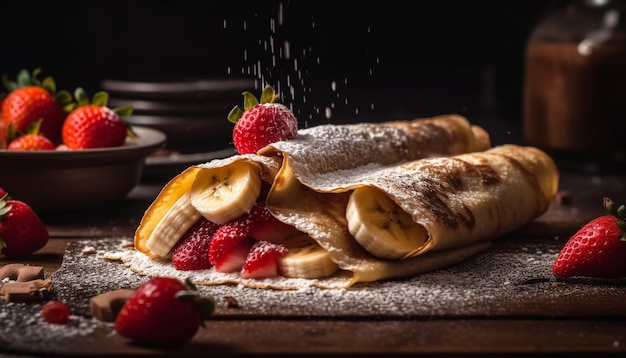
[101,77,256,179]
[102,77,257,153]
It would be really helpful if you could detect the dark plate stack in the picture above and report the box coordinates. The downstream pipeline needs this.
[101,77,256,180]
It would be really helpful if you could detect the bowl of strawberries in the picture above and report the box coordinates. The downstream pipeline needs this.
[0,69,166,213]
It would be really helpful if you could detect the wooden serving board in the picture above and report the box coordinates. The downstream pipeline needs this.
[2,171,626,356]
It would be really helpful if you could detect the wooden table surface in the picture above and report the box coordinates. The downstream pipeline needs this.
[2,167,626,357]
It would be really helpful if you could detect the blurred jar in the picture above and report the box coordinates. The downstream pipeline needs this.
[523,0,626,171]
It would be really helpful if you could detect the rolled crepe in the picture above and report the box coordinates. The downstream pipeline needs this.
[129,114,558,289]
[265,144,559,285]
[257,113,491,174]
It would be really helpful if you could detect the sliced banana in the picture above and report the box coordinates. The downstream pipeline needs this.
[346,186,429,259]
[277,233,339,279]
[145,191,201,259]
[190,162,262,225]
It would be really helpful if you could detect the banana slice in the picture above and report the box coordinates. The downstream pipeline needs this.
[145,191,201,259]
[277,233,339,279]
[346,186,429,259]
[190,162,262,225]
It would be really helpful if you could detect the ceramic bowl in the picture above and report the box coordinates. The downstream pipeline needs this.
[0,127,166,213]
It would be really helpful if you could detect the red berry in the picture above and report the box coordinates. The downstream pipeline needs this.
[552,197,626,279]
[41,300,71,324]
[0,198,49,256]
[8,134,55,151]
[241,241,287,279]
[114,277,214,346]
[172,218,219,271]
[248,204,300,243]
[208,216,255,272]
[62,105,128,149]
[228,84,298,154]
[2,86,66,145]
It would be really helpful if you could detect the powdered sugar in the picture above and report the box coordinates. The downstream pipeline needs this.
[2,235,626,355]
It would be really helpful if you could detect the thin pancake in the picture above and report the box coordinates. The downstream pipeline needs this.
[266,145,559,285]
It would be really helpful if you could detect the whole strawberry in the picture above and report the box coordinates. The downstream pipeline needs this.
[1,68,72,145]
[7,119,56,151]
[62,87,134,149]
[228,84,298,154]
[115,277,214,346]
[0,196,49,256]
[553,197,626,279]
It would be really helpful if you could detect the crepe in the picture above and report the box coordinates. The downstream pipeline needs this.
[264,144,559,285]
[125,114,558,289]
[257,113,491,172]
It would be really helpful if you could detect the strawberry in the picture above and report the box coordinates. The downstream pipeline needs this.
[248,204,300,243]
[209,220,255,273]
[208,205,269,272]
[115,277,214,346]
[7,119,56,151]
[41,300,71,325]
[171,217,219,271]
[552,197,626,279]
[62,87,134,149]
[0,196,49,257]
[241,241,287,279]
[228,84,298,154]
[1,68,72,145]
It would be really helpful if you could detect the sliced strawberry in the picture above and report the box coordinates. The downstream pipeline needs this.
[211,236,255,272]
[248,204,300,243]
[171,218,219,271]
[240,241,287,279]
[209,214,253,271]
[208,204,293,273]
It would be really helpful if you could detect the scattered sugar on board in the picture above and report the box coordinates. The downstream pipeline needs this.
[3,237,626,354]
[0,301,114,354]
[61,238,626,317]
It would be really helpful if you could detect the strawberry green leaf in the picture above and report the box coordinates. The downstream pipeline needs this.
[604,197,617,216]
[41,76,56,95]
[260,84,279,104]
[56,90,74,106]
[2,74,18,91]
[26,119,44,135]
[92,91,109,107]
[63,102,78,113]
[16,68,32,87]
[242,91,259,110]
[0,201,12,217]
[197,296,215,326]
[31,68,43,84]
[74,87,90,107]
[184,277,198,291]
[617,204,626,220]
[7,123,23,141]
[228,105,243,123]
[113,105,133,117]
